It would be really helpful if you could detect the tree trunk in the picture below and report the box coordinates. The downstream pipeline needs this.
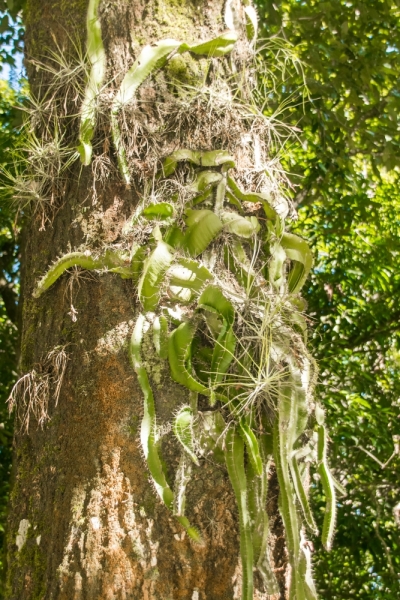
[6,1,289,598]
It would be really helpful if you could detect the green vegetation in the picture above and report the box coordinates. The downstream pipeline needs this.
[0,79,23,593]
[256,0,400,597]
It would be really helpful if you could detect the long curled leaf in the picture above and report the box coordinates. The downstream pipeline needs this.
[33,251,124,298]
[168,322,209,394]
[273,384,304,600]
[77,0,106,164]
[225,426,254,600]
[129,315,174,509]
[180,30,238,57]
[239,418,262,476]
[316,408,337,551]
[183,209,223,257]
[152,315,169,359]
[173,406,199,465]
[227,175,277,220]
[281,232,313,294]
[246,438,279,594]
[137,241,173,311]
[173,452,193,516]
[290,456,318,535]
[163,149,235,178]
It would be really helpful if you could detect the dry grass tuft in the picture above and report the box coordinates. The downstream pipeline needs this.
[8,346,69,433]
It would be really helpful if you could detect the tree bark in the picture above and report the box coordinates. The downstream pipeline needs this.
[6,1,288,598]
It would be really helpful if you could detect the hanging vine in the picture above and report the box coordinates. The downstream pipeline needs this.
[31,1,346,598]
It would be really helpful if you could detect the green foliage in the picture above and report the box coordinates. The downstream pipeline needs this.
[296,176,400,599]
[0,79,24,591]
[257,0,400,202]
[253,1,400,596]
[0,7,23,72]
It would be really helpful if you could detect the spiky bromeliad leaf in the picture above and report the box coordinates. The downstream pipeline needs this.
[224,240,256,294]
[153,314,169,359]
[225,425,254,600]
[273,383,305,600]
[198,285,235,326]
[227,175,277,220]
[130,315,174,509]
[244,5,258,44]
[173,452,193,516]
[239,418,263,476]
[173,406,199,466]
[183,209,223,257]
[221,211,261,238]
[33,250,125,298]
[142,202,174,220]
[167,258,212,290]
[246,435,279,594]
[316,404,337,551]
[281,232,313,294]
[180,30,238,57]
[111,39,181,184]
[77,0,106,165]
[163,149,235,178]
[168,322,209,394]
[268,241,286,291]
[137,241,173,311]
[131,316,200,542]
[198,285,236,384]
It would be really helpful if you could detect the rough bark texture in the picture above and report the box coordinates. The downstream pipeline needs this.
[6,1,288,598]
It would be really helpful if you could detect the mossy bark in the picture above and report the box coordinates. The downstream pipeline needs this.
[6,1,289,598]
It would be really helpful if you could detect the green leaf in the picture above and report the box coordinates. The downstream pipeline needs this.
[183,209,223,257]
[173,406,199,465]
[181,30,238,57]
[227,175,277,220]
[187,170,222,194]
[221,211,261,238]
[33,251,125,298]
[129,315,174,509]
[281,232,313,293]
[113,39,180,108]
[168,322,209,394]
[225,426,254,600]
[137,241,173,311]
[77,0,106,165]
[239,419,263,476]
[142,202,174,220]
[167,258,212,290]
[198,285,235,326]
[163,149,235,177]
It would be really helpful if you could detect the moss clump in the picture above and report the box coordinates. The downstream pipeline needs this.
[165,54,207,91]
